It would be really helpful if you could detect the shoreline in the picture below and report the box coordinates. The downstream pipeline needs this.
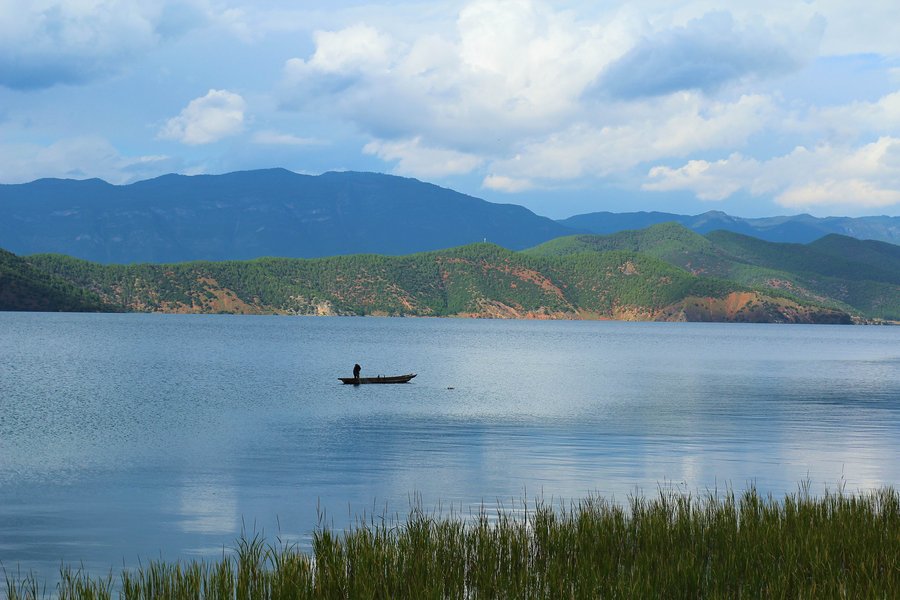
[4,307,889,325]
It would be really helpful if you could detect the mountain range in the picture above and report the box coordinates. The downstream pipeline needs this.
[0,169,571,263]
[1,168,897,323]
[1,169,898,264]
[559,210,900,245]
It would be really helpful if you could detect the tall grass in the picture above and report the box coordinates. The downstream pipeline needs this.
[4,485,899,598]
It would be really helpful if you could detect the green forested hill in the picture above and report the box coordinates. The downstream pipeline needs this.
[528,224,900,320]
[705,231,900,284]
[808,234,900,277]
[526,222,730,271]
[15,239,852,323]
[0,248,111,312]
[704,231,900,321]
[5,221,894,322]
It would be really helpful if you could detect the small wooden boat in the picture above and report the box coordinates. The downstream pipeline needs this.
[339,373,417,385]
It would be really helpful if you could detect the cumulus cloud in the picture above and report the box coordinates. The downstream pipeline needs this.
[251,130,319,146]
[643,154,764,201]
[280,1,638,154]
[279,0,819,187]
[159,89,246,145]
[303,23,396,74]
[0,0,209,90]
[813,91,900,140]
[641,84,900,212]
[482,93,776,189]
[482,174,535,193]
[598,11,824,98]
[644,138,900,212]
[363,137,484,178]
[0,137,180,184]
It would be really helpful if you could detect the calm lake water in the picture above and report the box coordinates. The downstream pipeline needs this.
[1,313,899,579]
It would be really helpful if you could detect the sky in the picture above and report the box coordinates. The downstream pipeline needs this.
[2,0,900,219]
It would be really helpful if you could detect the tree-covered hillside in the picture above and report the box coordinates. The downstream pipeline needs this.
[0,248,111,312]
[528,224,900,320]
[6,217,895,322]
[20,241,851,323]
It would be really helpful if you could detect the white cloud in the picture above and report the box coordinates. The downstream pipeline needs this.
[273,1,900,212]
[363,137,483,178]
[159,89,246,145]
[281,23,398,99]
[278,1,812,186]
[644,137,900,212]
[251,130,319,146]
[482,174,535,193]
[0,137,180,184]
[485,93,776,184]
[644,154,763,201]
[309,23,396,73]
[778,179,900,210]
[280,1,642,155]
[0,0,209,89]
[813,91,900,141]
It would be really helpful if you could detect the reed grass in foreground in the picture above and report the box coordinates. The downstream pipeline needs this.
[4,486,899,599]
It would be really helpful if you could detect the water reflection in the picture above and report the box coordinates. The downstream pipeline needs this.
[177,476,239,536]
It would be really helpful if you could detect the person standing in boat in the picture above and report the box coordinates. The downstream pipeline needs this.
[353,363,361,382]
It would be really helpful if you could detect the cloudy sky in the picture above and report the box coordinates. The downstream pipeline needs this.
[2,0,900,218]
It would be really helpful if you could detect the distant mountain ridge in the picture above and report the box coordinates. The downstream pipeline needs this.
[558,210,900,245]
[0,169,575,263]
[2,169,898,264]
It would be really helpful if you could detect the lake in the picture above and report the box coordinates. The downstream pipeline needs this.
[1,313,899,580]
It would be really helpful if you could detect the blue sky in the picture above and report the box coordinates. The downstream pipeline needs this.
[2,1,900,219]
